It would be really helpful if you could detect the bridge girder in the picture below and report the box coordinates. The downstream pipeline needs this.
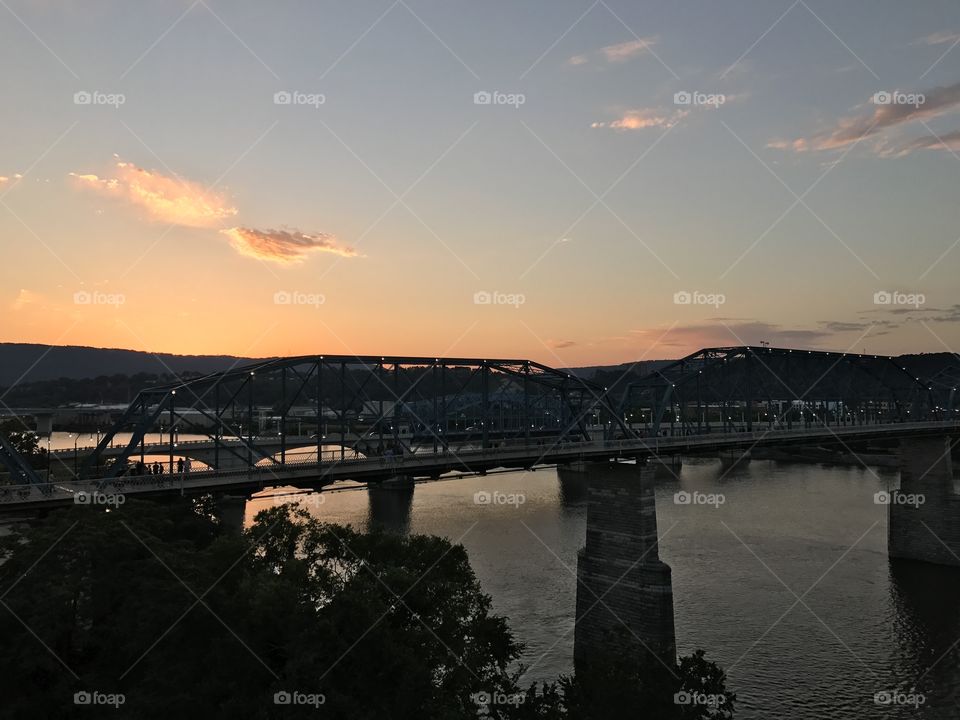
[617,346,940,436]
[78,355,624,479]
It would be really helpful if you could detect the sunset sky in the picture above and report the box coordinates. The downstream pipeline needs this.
[3,0,960,367]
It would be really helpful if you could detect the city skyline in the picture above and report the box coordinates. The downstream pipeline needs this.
[3,0,960,365]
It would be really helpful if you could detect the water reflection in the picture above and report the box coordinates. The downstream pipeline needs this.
[556,465,588,505]
[887,560,960,714]
[243,457,960,720]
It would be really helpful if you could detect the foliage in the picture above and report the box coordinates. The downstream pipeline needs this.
[0,500,734,719]
[0,419,47,469]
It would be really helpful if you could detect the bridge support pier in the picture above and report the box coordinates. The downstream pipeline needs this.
[889,436,960,567]
[213,493,249,535]
[574,461,676,672]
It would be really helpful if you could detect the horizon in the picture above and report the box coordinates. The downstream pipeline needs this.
[1,339,955,374]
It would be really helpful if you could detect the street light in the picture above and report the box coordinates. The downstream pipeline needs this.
[70,433,78,478]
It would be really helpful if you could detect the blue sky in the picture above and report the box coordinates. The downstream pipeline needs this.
[2,0,960,364]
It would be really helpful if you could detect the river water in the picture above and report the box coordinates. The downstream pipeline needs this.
[238,457,956,718]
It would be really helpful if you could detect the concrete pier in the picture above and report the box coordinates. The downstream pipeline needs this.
[574,461,676,671]
[889,436,960,567]
[212,493,249,535]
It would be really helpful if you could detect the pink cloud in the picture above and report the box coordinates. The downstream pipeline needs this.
[220,227,358,264]
[568,36,658,66]
[70,161,237,228]
[592,108,687,131]
[776,81,960,152]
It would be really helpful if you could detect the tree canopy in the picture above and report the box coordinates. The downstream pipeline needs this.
[0,499,734,718]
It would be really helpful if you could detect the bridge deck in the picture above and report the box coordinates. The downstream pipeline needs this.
[3,421,958,514]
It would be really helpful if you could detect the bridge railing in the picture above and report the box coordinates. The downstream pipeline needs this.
[5,420,958,507]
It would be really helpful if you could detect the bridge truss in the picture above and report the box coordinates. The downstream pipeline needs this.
[2,346,955,484]
[617,346,941,437]
[76,356,622,479]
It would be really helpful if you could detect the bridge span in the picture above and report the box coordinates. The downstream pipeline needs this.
[3,420,957,513]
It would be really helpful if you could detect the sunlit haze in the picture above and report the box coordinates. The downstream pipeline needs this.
[3,1,960,364]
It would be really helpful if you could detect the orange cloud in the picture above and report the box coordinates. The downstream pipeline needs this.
[777,81,960,152]
[220,227,358,264]
[11,289,43,311]
[885,128,960,157]
[592,109,687,131]
[70,161,237,228]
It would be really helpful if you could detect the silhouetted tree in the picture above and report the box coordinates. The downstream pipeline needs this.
[0,500,734,718]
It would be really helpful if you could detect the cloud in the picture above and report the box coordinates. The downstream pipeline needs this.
[601,38,656,63]
[884,128,960,157]
[220,227,358,264]
[568,36,657,66]
[547,339,577,349]
[915,31,960,46]
[11,289,43,311]
[766,138,809,152]
[818,319,897,333]
[928,304,960,323]
[592,108,687,131]
[777,81,960,152]
[630,320,834,350]
[70,161,237,228]
[70,158,351,265]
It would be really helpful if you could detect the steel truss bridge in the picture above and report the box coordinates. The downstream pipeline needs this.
[0,347,957,510]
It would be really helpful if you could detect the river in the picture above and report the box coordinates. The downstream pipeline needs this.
[240,457,960,719]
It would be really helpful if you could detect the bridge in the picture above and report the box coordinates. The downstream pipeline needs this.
[2,419,957,511]
[0,346,955,502]
[2,346,959,671]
